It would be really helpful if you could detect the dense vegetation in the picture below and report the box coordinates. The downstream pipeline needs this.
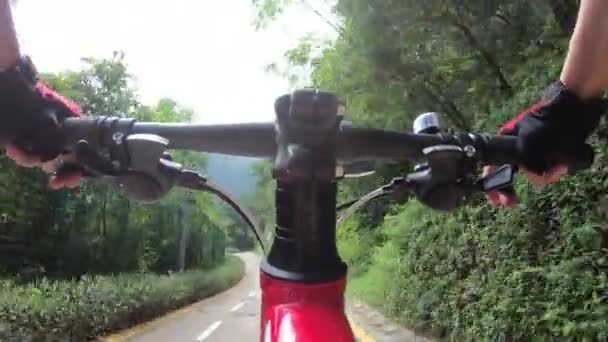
[0,52,251,339]
[0,53,232,276]
[253,0,608,340]
[0,256,243,341]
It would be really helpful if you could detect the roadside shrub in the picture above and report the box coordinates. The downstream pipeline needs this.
[0,256,244,342]
[341,85,608,340]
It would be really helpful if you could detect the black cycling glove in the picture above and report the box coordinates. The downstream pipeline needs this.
[0,56,82,162]
[499,81,607,174]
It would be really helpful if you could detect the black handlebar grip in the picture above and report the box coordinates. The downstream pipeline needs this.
[483,135,519,166]
[484,135,594,173]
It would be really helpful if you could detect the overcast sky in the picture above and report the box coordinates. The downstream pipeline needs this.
[12,0,336,124]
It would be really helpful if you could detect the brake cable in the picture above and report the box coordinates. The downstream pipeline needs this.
[336,199,358,212]
[56,134,268,254]
[176,170,267,253]
[336,177,410,226]
[336,162,518,225]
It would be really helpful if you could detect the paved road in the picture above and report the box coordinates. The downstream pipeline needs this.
[115,252,261,342]
[104,252,431,342]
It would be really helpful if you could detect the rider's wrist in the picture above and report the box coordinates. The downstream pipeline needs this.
[0,55,81,117]
[542,80,605,110]
[0,0,20,68]
[0,55,39,87]
[559,75,605,101]
[540,80,606,137]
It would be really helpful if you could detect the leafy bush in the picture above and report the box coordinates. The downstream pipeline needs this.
[0,256,244,342]
[341,144,608,341]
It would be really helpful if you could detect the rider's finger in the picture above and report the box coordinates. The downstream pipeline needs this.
[63,175,82,189]
[498,192,518,208]
[482,165,495,179]
[42,152,78,173]
[486,189,518,208]
[42,159,59,173]
[48,175,63,190]
[61,153,77,163]
[522,165,568,187]
[523,169,548,187]
[486,190,501,207]
[545,165,568,183]
[6,145,41,168]
[49,172,82,189]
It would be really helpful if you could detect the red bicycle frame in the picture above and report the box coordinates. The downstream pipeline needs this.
[260,274,354,341]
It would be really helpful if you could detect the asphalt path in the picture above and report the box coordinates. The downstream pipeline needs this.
[102,252,431,342]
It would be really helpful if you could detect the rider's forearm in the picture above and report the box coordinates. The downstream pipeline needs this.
[0,0,19,68]
[560,0,608,99]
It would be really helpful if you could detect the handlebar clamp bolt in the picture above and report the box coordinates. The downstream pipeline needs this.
[111,160,122,171]
[112,132,125,145]
[463,145,476,158]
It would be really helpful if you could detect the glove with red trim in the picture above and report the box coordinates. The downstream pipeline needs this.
[0,55,82,162]
[498,80,606,175]
[485,81,606,207]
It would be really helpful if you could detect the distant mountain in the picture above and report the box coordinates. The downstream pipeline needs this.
[204,153,259,198]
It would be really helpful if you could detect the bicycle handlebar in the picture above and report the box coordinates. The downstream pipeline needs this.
[0,88,596,286]
[60,117,520,166]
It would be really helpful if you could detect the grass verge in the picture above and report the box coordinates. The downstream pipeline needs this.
[0,256,245,342]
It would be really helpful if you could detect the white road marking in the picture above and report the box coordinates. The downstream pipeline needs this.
[196,321,222,341]
[248,291,256,298]
[230,301,246,312]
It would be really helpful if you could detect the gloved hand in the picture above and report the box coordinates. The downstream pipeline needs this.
[485,80,607,207]
[1,56,83,189]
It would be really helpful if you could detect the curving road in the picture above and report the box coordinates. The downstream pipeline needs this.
[106,252,261,342]
[103,252,430,342]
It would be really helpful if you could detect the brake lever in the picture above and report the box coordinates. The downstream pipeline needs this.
[54,133,182,203]
[56,140,120,178]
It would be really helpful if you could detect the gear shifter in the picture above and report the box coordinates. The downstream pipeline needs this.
[479,164,516,192]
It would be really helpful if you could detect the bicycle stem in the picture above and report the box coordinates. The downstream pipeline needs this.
[260,89,347,283]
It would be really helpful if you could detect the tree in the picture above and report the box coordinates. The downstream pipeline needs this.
[0,51,235,277]
[249,1,608,340]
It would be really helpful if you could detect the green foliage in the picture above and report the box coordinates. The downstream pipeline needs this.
[254,0,608,340]
[244,161,276,245]
[344,161,608,340]
[0,256,244,341]
[0,52,245,278]
[250,0,295,29]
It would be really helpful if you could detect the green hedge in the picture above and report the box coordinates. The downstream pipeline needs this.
[340,114,608,340]
[0,256,244,342]
[342,168,608,341]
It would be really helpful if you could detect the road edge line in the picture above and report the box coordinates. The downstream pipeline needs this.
[99,256,248,341]
[101,304,197,342]
[349,317,376,342]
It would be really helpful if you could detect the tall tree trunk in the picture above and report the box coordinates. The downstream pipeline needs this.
[547,0,579,35]
[101,193,107,238]
[452,22,514,96]
[177,205,189,272]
